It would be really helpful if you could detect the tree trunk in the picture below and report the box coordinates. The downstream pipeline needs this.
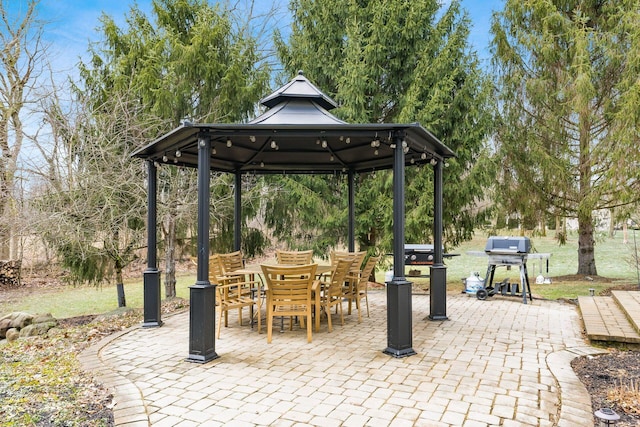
[115,267,126,307]
[163,211,177,298]
[577,211,597,275]
[609,208,615,238]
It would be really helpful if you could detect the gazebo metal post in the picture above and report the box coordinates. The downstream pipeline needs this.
[348,169,356,252]
[234,172,242,251]
[187,134,218,363]
[384,132,416,358]
[142,160,162,328]
[429,158,448,320]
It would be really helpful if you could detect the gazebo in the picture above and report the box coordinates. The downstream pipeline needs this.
[132,72,455,362]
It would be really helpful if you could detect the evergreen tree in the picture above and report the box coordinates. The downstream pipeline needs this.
[272,0,494,254]
[491,0,640,275]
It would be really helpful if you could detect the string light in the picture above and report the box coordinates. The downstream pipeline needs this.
[175,150,181,158]
[249,135,256,142]
[226,139,232,147]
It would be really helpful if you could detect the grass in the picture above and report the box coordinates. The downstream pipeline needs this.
[386,229,640,300]
[2,230,639,319]
[0,276,194,319]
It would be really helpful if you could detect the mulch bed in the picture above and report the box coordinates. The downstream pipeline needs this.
[572,349,640,426]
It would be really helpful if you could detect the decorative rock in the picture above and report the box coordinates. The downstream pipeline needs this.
[0,318,11,338]
[0,312,59,340]
[19,321,57,338]
[0,312,34,329]
[5,328,19,342]
[32,313,57,325]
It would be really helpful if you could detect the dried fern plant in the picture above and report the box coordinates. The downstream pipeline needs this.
[607,379,640,415]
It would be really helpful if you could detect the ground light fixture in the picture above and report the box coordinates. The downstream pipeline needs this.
[594,408,620,426]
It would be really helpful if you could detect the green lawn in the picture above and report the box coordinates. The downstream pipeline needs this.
[388,230,640,299]
[2,229,639,318]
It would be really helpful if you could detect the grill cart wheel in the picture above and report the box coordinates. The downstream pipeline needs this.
[476,289,488,300]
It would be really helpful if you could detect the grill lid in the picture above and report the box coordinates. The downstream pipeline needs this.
[484,236,531,254]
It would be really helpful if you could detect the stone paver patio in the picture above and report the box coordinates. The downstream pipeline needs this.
[80,291,602,426]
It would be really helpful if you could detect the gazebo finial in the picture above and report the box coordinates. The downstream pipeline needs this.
[258,71,338,111]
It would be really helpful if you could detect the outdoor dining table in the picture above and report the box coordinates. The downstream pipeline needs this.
[229,263,335,333]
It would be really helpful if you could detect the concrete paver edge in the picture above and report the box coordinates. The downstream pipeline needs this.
[78,326,151,426]
[547,346,607,427]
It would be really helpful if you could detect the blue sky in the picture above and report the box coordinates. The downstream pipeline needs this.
[16,0,503,77]
[10,0,502,79]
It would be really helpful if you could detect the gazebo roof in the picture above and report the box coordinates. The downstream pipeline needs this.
[131,72,455,174]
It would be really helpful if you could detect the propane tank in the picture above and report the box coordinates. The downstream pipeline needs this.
[465,272,484,296]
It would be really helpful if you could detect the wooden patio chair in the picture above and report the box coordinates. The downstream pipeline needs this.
[313,257,353,333]
[261,263,317,343]
[275,249,314,265]
[218,250,246,281]
[352,255,379,322]
[209,254,260,338]
[330,250,366,314]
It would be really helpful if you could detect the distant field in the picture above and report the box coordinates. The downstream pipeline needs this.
[2,229,639,318]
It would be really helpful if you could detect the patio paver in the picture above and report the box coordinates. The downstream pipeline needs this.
[80,291,602,426]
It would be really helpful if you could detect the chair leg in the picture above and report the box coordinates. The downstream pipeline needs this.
[217,306,223,339]
[306,313,312,343]
[355,294,362,323]
[256,301,261,334]
[314,291,322,333]
[326,302,333,333]
[365,292,370,317]
[238,307,243,326]
[267,307,273,343]
[338,299,344,326]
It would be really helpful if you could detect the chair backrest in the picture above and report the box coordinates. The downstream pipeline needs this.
[275,249,314,265]
[208,254,225,283]
[218,250,244,274]
[327,258,355,297]
[358,256,379,287]
[261,263,317,306]
[331,250,366,269]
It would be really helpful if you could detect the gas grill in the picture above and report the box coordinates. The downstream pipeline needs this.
[480,236,532,303]
[404,244,437,265]
[400,244,458,277]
